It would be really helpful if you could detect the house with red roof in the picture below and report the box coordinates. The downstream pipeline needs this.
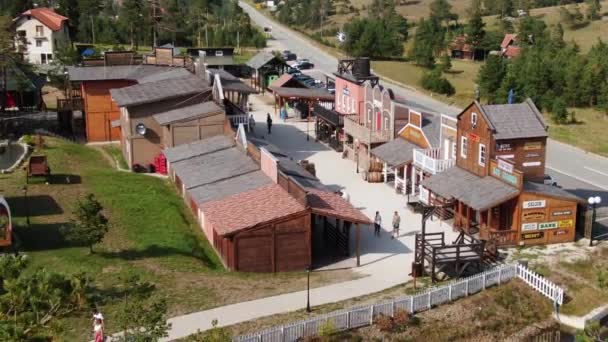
[501,33,521,59]
[13,7,70,65]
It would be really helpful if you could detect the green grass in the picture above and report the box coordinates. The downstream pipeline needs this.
[545,108,608,157]
[1,138,355,340]
[101,144,128,170]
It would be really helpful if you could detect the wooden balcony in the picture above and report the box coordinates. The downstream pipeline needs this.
[343,116,391,145]
[57,97,84,112]
[413,148,455,174]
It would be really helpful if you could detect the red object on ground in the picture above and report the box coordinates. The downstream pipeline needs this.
[154,153,167,175]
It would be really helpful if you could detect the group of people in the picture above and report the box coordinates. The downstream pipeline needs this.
[374,211,401,239]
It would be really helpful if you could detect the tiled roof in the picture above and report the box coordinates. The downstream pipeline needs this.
[110,75,210,107]
[371,138,417,167]
[171,147,259,189]
[153,101,223,125]
[189,170,273,205]
[523,181,585,203]
[450,35,473,52]
[19,8,67,31]
[503,46,521,58]
[271,74,294,88]
[501,34,518,49]
[423,167,520,211]
[480,99,547,140]
[203,184,306,236]
[66,65,191,82]
[164,135,234,163]
[307,189,371,224]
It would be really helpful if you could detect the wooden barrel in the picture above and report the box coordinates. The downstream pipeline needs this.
[369,161,383,172]
[367,171,384,183]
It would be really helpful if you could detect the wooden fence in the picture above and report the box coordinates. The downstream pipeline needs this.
[233,264,565,342]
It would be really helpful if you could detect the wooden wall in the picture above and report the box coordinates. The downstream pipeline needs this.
[494,138,547,182]
[456,103,493,177]
[82,80,135,142]
[516,192,578,245]
[399,125,429,149]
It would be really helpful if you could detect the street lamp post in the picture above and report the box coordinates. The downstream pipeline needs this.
[306,265,312,313]
[588,196,602,247]
[22,185,29,225]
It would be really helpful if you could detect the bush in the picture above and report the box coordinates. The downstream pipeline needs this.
[374,314,394,332]
[551,98,569,124]
[374,310,413,333]
[421,69,456,96]
[20,135,34,146]
[318,320,337,340]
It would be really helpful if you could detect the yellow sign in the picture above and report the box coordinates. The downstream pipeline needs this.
[559,220,573,228]
[524,142,542,150]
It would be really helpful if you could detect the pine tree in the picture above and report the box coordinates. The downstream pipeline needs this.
[551,98,569,124]
[430,0,457,24]
[62,194,109,253]
[465,5,486,47]
[119,0,146,49]
[476,55,507,103]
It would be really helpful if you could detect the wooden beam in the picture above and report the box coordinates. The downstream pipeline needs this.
[356,223,361,267]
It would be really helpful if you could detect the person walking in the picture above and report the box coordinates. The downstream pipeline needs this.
[374,211,382,236]
[266,113,273,135]
[92,308,104,342]
[392,211,401,239]
[249,113,255,131]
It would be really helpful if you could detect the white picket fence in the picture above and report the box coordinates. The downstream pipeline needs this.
[517,264,564,305]
[232,264,564,342]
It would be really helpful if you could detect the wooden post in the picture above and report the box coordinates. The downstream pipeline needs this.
[356,223,361,267]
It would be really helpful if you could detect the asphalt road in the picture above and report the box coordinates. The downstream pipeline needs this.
[239,0,608,204]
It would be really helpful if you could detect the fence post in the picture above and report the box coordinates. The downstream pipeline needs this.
[390,300,395,317]
[482,272,487,290]
[410,296,414,313]
[498,267,502,285]
[281,326,285,342]
[448,284,452,301]
[465,278,469,296]
[427,292,432,309]
[346,311,350,329]
[370,305,374,325]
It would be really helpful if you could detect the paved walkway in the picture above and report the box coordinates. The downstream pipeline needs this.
[160,94,458,341]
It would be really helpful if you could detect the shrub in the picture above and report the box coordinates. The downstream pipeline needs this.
[319,320,337,340]
[421,69,456,96]
[21,135,34,146]
[374,313,395,332]
[551,98,569,124]
[392,309,410,332]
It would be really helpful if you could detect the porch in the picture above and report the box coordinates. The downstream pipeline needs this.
[343,115,392,145]
[413,148,455,175]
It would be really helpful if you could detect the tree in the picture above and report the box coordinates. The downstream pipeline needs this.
[586,0,601,20]
[0,16,17,112]
[439,54,452,72]
[430,0,457,24]
[119,0,146,49]
[551,98,569,124]
[411,17,444,67]
[421,68,455,95]
[465,5,486,47]
[62,194,109,253]
[599,84,608,116]
[115,275,171,342]
[477,55,507,103]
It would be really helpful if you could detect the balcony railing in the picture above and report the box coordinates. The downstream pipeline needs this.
[413,148,455,174]
[57,97,84,112]
[343,116,391,145]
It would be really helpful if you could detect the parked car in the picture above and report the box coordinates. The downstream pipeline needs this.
[302,79,317,87]
[294,74,312,81]
[544,174,557,186]
[296,61,314,70]
[287,67,300,74]
[283,52,297,61]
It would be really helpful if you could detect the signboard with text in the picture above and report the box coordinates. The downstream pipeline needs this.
[523,200,546,209]
[522,211,545,222]
[524,141,542,150]
[498,159,514,173]
[539,222,558,230]
[558,220,573,228]
[522,232,544,240]
[522,223,538,231]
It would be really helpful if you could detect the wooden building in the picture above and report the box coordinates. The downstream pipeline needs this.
[422,99,585,248]
[246,51,288,94]
[163,135,371,272]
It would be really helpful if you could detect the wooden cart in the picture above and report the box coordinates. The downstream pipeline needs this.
[26,155,51,183]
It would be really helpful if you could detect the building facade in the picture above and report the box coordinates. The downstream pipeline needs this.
[13,8,70,65]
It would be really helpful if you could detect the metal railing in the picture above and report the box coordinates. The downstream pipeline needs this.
[234,264,522,342]
[413,148,455,174]
[343,116,391,144]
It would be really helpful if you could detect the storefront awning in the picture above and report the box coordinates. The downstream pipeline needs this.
[371,138,418,167]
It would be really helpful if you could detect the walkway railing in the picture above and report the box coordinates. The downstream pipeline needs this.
[343,116,391,145]
[413,149,455,174]
[233,264,564,342]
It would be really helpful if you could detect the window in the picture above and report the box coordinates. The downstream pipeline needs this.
[35,25,44,36]
[41,54,47,64]
[452,141,457,159]
[215,50,224,56]
[461,136,468,158]
[17,30,26,37]
[479,144,486,166]
[46,54,53,62]
[471,112,478,127]
[36,40,42,47]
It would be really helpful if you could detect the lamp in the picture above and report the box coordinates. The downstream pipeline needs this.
[306,265,312,313]
[588,196,602,246]
[135,123,147,136]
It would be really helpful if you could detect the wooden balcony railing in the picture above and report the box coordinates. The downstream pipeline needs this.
[413,148,455,174]
[487,229,518,246]
[57,97,84,112]
[343,116,391,145]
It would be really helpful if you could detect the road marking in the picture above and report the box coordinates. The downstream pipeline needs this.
[597,217,608,222]
[584,166,608,177]
[546,166,608,191]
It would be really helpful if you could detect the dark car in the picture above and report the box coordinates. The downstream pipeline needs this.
[283,53,297,61]
[296,61,314,70]
[287,67,300,74]
[294,74,312,81]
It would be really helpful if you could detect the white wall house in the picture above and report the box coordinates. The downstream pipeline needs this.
[13,8,70,65]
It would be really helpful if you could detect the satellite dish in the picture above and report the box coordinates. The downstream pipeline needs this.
[337,32,346,43]
[135,123,147,136]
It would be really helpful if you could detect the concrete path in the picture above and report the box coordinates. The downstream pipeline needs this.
[160,95,458,340]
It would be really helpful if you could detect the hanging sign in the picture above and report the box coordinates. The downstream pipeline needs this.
[523,200,546,209]
[539,222,558,230]
[522,232,544,240]
[558,220,573,228]
[498,159,514,173]
[522,223,538,231]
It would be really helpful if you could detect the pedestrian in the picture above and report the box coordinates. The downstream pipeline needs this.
[266,113,273,134]
[92,308,104,342]
[392,211,401,239]
[249,113,255,131]
[374,211,382,236]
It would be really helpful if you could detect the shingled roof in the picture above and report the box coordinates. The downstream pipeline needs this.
[422,167,520,211]
[246,51,281,70]
[371,138,417,167]
[153,101,223,126]
[66,65,191,82]
[164,135,234,163]
[479,99,548,140]
[17,8,67,31]
[110,75,210,107]
[523,181,585,204]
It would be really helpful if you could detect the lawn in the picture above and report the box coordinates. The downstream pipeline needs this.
[101,144,128,170]
[1,137,356,340]
[545,108,608,157]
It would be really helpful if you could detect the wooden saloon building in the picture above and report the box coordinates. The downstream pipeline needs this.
[164,134,370,272]
[422,99,585,248]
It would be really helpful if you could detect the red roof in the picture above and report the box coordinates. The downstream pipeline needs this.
[501,34,518,49]
[271,74,294,88]
[503,46,521,58]
[202,184,307,236]
[19,8,68,31]
[450,35,473,52]
[307,189,372,225]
